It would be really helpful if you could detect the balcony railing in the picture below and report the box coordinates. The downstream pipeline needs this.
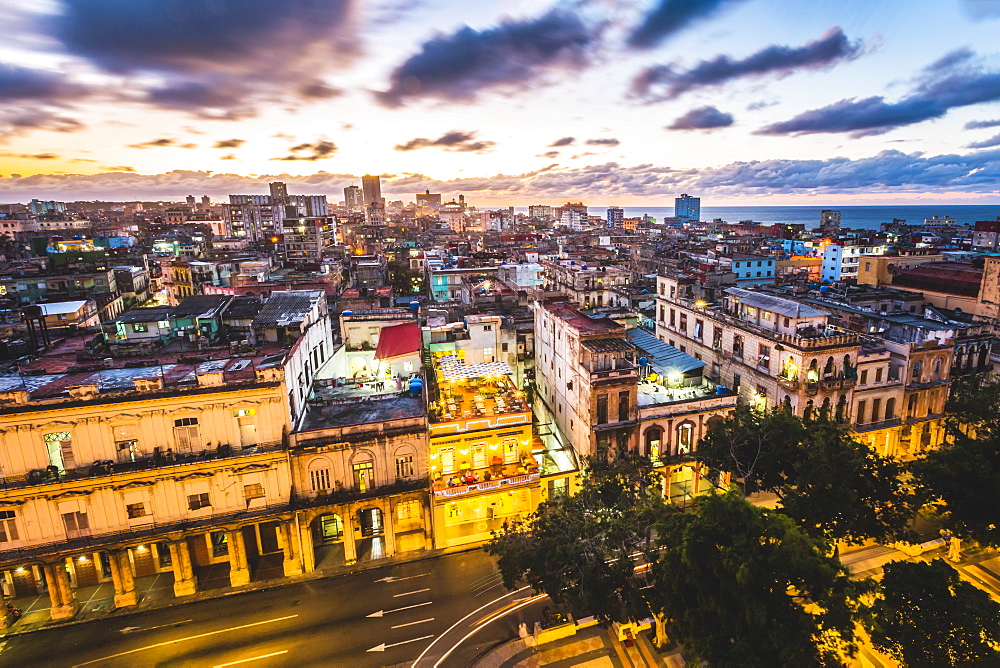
[432,472,539,499]
[0,441,285,492]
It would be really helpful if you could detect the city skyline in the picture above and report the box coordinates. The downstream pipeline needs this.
[0,1,998,205]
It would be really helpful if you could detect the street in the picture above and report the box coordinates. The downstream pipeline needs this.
[0,550,536,668]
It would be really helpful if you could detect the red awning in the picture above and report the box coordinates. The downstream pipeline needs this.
[373,322,421,360]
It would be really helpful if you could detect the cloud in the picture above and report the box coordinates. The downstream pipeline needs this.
[0,152,59,160]
[219,154,237,160]
[668,106,733,130]
[377,9,598,107]
[747,99,779,111]
[538,150,560,158]
[632,28,862,101]
[966,119,1000,130]
[586,138,619,146]
[2,149,1000,201]
[0,65,86,141]
[103,165,136,172]
[394,130,495,152]
[298,82,343,99]
[273,140,337,161]
[550,136,575,147]
[968,132,1000,149]
[758,49,1000,137]
[49,0,357,115]
[627,0,744,50]
[214,138,245,149]
[127,138,175,149]
[0,63,83,101]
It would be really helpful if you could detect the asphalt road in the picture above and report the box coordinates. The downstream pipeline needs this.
[0,550,540,668]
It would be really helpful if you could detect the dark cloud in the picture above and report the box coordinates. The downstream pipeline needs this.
[550,136,575,147]
[633,28,861,101]
[127,138,175,149]
[758,49,1000,137]
[394,130,495,152]
[50,0,356,115]
[377,9,598,107]
[0,152,59,160]
[3,149,1000,201]
[968,132,1000,149]
[668,106,733,130]
[627,0,744,50]
[298,82,343,99]
[966,119,1000,130]
[0,63,83,100]
[214,138,245,149]
[273,140,337,161]
[586,138,619,146]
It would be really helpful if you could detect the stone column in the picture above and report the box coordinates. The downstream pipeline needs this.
[112,551,138,608]
[342,512,358,565]
[381,501,396,559]
[44,562,78,620]
[281,521,303,577]
[421,495,434,550]
[299,516,316,573]
[169,540,198,597]
[227,529,251,587]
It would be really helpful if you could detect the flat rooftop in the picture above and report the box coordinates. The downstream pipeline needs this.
[543,302,624,333]
[299,395,425,430]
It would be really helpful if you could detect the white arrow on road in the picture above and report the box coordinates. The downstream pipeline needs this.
[367,601,433,618]
[375,573,429,583]
[367,634,435,652]
[119,620,193,634]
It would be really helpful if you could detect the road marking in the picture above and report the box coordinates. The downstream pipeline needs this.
[212,650,289,667]
[437,595,546,667]
[392,618,435,629]
[393,588,430,597]
[120,619,193,634]
[71,614,299,667]
[411,586,530,668]
[367,601,433,617]
[475,581,504,597]
[376,573,429,583]
[368,634,435,652]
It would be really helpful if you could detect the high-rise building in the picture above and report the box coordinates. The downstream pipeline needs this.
[820,210,841,234]
[361,175,382,206]
[675,194,700,221]
[185,195,196,208]
[269,182,289,206]
[416,189,442,210]
[201,195,210,209]
[607,206,624,229]
[344,185,362,208]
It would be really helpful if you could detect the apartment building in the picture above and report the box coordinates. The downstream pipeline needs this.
[822,242,888,283]
[540,259,631,309]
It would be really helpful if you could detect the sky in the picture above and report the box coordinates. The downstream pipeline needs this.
[0,0,999,206]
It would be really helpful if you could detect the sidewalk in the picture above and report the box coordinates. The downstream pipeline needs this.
[0,543,480,638]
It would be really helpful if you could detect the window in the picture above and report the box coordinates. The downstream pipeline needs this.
[243,483,265,502]
[501,342,508,353]
[732,335,744,359]
[694,319,704,339]
[679,313,687,333]
[211,531,229,557]
[669,309,675,327]
[126,503,148,519]
[353,462,374,492]
[548,477,569,498]
[188,493,211,510]
[908,393,918,416]
[483,325,493,332]
[885,398,895,420]
[309,468,332,492]
[173,418,201,452]
[596,394,608,424]
[0,511,18,543]
[396,499,420,523]
[618,390,629,422]
[440,447,456,473]
[62,511,89,536]
[44,432,75,471]
[871,398,882,423]
[395,455,415,479]
[857,401,867,424]
[758,344,771,369]
[132,322,148,333]
[677,423,694,454]
[860,369,868,385]
[875,367,884,383]
[659,305,665,323]
[483,346,495,362]
[912,360,922,380]
[502,439,518,464]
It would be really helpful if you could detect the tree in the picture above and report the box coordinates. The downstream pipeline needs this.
[651,490,863,667]
[485,448,674,644]
[698,409,916,551]
[943,374,1000,439]
[911,433,1000,547]
[865,559,1000,667]
[695,406,806,495]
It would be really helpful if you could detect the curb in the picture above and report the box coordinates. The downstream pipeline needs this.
[0,543,483,638]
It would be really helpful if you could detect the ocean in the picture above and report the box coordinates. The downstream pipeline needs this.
[517,205,1000,231]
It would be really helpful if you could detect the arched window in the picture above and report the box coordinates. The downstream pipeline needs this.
[823,357,834,377]
[836,395,847,423]
[782,396,792,412]
[804,399,814,420]
[676,422,694,455]
[307,456,334,493]
[820,397,831,420]
[933,357,942,381]
[911,359,922,380]
[644,427,663,461]
[843,354,852,375]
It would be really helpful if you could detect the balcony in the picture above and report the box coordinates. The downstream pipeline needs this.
[0,441,285,492]
[433,471,540,499]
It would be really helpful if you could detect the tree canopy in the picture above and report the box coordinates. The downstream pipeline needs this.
[865,559,1000,667]
[651,490,863,667]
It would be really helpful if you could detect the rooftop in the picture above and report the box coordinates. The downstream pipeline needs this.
[627,328,705,375]
[543,302,625,333]
[725,287,829,319]
[252,290,322,328]
[299,395,425,430]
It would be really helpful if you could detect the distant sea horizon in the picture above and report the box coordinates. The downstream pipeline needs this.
[513,205,1000,231]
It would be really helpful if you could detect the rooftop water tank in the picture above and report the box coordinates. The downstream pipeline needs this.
[639,356,648,366]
